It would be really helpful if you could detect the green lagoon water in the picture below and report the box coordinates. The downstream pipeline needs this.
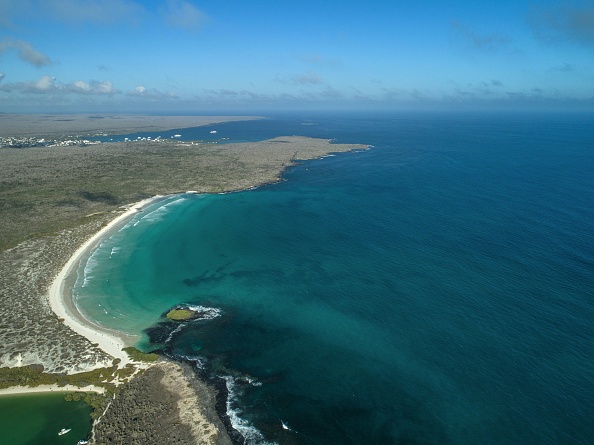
[0,393,92,445]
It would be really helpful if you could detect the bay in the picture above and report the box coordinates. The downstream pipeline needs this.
[76,112,594,444]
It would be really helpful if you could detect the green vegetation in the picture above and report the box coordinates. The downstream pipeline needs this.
[115,364,137,381]
[0,364,118,392]
[0,364,150,420]
[122,346,159,362]
[166,309,193,320]
[0,364,132,420]
[65,391,109,419]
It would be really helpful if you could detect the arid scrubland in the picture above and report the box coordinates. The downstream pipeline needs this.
[0,137,365,251]
[0,114,259,138]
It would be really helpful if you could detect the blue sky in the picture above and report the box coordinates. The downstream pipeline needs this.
[1,0,593,113]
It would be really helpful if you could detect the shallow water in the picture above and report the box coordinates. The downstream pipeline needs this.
[0,393,92,445]
[76,112,594,444]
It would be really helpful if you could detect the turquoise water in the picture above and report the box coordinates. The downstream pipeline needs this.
[76,113,594,444]
[0,393,92,444]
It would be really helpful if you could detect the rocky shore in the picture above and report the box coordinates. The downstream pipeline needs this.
[94,361,231,445]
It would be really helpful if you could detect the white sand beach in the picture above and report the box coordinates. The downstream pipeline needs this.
[0,384,105,396]
[48,196,165,370]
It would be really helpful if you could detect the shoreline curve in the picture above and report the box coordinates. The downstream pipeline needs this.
[47,195,167,370]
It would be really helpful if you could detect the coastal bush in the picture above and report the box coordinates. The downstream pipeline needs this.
[115,366,136,382]
[63,391,110,419]
[84,392,109,418]
[0,365,46,388]
[0,365,117,420]
[64,391,84,401]
[0,364,119,389]
[122,347,159,362]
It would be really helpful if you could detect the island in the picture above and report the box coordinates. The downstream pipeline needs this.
[0,114,368,444]
[166,305,222,322]
[167,308,196,321]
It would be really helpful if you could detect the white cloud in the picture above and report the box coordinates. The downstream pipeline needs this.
[127,85,177,100]
[0,76,120,95]
[0,75,58,93]
[73,80,91,92]
[165,0,207,30]
[95,81,117,94]
[0,72,5,82]
[0,39,52,67]
[33,75,56,92]
[70,80,118,95]
[131,85,146,95]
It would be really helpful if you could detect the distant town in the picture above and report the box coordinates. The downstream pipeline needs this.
[0,136,102,149]
[0,134,227,149]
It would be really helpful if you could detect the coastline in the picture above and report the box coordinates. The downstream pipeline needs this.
[0,131,369,443]
[43,138,370,370]
[0,384,105,397]
[48,195,167,369]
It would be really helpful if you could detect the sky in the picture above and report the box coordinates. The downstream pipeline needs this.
[0,0,593,113]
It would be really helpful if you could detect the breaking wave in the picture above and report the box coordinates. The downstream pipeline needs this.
[222,376,277,445]
[185,305,223,320]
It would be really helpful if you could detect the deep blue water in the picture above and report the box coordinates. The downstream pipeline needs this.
[77,112,594,444]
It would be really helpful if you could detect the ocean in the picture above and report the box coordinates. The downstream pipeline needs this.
[77,112,594,444]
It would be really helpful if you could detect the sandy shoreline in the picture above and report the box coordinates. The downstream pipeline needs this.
[0,384,105,396]
[48,196,168,369]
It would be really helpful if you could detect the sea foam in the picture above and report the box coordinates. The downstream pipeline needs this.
[222,375,277,445]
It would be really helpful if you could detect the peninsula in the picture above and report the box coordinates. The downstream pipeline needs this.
[0,114,368,444]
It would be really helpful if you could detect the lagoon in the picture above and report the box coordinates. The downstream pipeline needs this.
[0,392,92,445]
